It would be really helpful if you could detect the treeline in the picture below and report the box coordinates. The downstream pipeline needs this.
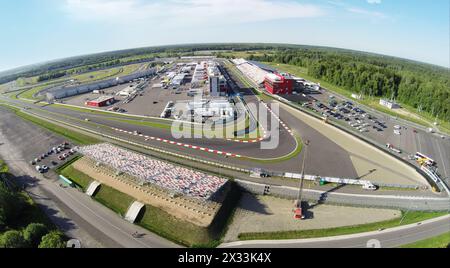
[37,71,67,82]
[0,172,66,248]
[248,49,450,122]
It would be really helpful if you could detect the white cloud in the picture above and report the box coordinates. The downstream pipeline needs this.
[367,0,382,4]
[347,7,387,20]
[63,0,324,26]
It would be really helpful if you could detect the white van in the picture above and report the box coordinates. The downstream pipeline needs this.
[362,184,377,191]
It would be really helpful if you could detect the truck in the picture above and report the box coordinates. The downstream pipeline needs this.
[293,200,306,220]
[386,143,402,154]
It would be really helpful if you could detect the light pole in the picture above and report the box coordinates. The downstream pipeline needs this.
[296,139,310,208]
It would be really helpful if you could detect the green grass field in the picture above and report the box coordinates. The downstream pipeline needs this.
[137,204,215,246]
[401,232,450,248]
[103,117,172,130]
[70,63,142,84]
[0,159,8,173]
[238,211,448,241]
[17,85,48,100]
[93,185,135,217]
[59,164,92,191]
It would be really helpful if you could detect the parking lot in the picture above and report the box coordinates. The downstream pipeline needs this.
[119,77,198,118]
[30,141,78,174]
[60,60,221,119]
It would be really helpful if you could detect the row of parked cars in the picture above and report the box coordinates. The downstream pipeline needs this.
[306,99,387,134]
[30,142,77,173]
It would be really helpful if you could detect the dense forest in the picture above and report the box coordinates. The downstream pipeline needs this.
[0,167,65,248]
[247,48,449,122]
[37,71,67,82]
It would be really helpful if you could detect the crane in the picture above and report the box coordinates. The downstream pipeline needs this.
[294,139,310,220]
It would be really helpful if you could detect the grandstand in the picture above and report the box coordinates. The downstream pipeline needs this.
[232,58,270,85]
[77,143,227,200]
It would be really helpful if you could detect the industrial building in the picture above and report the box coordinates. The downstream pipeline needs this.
[186,98,234,119]
[46,68,156,100]
[191,62,208,88]
[86,96,115,107]
[206,61,228,97]
[209,75,228,97]
[171,74,187,87]
[210,76,220,97]
[380,99,401,109]
[264,73,294,95]
[117,85,138,97]
[188,60,229,97]
[181,66,193,73]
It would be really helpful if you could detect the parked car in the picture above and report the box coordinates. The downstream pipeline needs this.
[35,166,44,173]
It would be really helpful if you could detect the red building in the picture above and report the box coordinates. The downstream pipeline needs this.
[264,73,294,95]
[86,96,115,107]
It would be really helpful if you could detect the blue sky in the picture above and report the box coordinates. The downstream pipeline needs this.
[0,0,449,71]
